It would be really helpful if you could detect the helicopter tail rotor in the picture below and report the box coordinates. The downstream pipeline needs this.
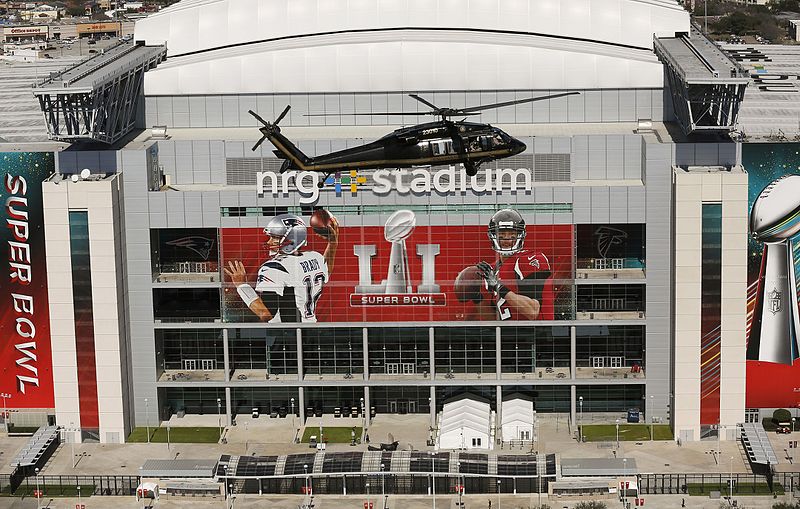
[249,105,292,152]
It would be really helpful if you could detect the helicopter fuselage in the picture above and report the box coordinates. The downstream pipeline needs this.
[266,120,526,175]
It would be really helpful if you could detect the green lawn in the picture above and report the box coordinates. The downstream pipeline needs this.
[301,426,362,443]
[127,426,221,443]
[687,483,783,496]
[580,424,673,442]
[0,484,96,497]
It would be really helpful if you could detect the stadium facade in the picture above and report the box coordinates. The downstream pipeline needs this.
[2,0,769,446]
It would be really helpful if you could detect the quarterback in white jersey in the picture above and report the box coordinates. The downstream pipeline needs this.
[225,213,339,323]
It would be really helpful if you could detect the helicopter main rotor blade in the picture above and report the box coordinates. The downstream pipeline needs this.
[303,112,480,117]
[304,112,432,117]
[251,133,269,152]
[408,94,440,111]
[458,92,580,114]
[274,105,291,125]
[249,110,270,126]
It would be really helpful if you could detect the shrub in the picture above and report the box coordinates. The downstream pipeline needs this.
[575,502,607,509]
[773,408,791,424]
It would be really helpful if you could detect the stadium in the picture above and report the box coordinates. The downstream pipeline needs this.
[6,0,798,465]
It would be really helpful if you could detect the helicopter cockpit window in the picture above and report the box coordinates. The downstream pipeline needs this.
[491,134,504,147]
[432,140,456,156]
[467,137,482,152]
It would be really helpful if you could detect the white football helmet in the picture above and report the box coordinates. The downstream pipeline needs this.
[264,213,308,255]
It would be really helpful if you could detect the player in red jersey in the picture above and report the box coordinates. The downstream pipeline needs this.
[476,208,554,320]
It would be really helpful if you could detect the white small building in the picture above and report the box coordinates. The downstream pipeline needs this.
[438,395,492,450]
[500,396,534,444]
[790,20,800,42]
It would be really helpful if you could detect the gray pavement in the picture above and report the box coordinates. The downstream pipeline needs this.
[0,493,796,509]
[2,413,799,507]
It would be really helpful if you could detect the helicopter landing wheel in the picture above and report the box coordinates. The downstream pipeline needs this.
[464,162,479,177]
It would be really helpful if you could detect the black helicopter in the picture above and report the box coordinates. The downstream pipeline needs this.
[249,92,579,180]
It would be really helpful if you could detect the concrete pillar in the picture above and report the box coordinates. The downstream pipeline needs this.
[364,386,371,430]
[299,386,306,426]
[495,327,501,380]
[222,329,230,382]
[496,385,502,444]
[430,386,436,436]
[362,327,369,381]
[429,327,435,378]
[570,326,576,380]
[570,385,576,432]
[225,387,232,426]
[296,329,304,382]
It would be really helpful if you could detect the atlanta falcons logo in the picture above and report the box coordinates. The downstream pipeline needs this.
[165,236,215,260]
[594,226,628,259]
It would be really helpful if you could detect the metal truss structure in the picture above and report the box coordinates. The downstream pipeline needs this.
[33,41,166,145]
[654,27,749,136]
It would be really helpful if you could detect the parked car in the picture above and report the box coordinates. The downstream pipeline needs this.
[776,426,791,434]
[87,39,96,45]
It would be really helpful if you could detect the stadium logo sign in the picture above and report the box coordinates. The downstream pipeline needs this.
[257,165,534,204]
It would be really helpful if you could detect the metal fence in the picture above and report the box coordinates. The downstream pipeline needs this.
[0,474,140,496]
[639,473,800,495]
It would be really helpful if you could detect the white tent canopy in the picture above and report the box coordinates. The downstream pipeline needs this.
[438,396,492,450]
[501,397,534,442]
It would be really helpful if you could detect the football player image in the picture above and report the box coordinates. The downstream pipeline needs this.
[476,208,553,320]
[224,212,339,323]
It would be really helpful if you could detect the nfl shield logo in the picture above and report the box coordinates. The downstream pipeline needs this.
[769,288,782,314]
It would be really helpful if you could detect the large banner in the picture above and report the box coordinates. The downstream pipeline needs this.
[0,153,54,409]
[743,143,800,409]
[221,209,573,323]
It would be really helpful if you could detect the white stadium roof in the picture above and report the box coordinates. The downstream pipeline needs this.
[135,0,690,95]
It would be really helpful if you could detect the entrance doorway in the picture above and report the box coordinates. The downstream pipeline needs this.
[183,359,197,370]
[389,400,417,414]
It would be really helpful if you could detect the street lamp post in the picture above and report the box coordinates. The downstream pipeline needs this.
[430,451,436,509]
[361,397,366,436]
[291,397,296,441]
[616,418,620,451]
[497,479,501,509]
[381,463,385,502]
[217,397,223,440]
[0,392,10,432]
[35,467,40,509]
[622,458,627,508]
[366,482,371,509]
[729,456,734,501]
[578,396,583,442]
[649,395,654,441]
[457,461,463,508]
[304,464,309,496]
[144,397,150,443]
[167,421,171,451]
[77,485,81,507]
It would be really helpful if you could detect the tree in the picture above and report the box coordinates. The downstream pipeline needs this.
[773,408,791,424]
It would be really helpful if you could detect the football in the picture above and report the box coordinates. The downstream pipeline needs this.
[310,209,335,239]
[384,209,416,242]
[454,265,485,303]
[751,174,800,241]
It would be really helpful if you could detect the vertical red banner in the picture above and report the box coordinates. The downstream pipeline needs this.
[0,153,55,409]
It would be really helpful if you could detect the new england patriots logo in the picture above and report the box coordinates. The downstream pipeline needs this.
[594,226,628,259]
[165,236,215,260]
[282,217,305,229]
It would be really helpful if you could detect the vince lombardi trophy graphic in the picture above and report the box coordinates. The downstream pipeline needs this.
[383,209,417,293]
[749,174,800,365]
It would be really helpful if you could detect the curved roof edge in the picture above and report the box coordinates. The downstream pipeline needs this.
[135,0,689,58]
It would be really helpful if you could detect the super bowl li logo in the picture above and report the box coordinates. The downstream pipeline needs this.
[350,210,446,306]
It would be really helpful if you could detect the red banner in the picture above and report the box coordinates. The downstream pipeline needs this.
[221,212,573,323]
[0,153,54,409]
